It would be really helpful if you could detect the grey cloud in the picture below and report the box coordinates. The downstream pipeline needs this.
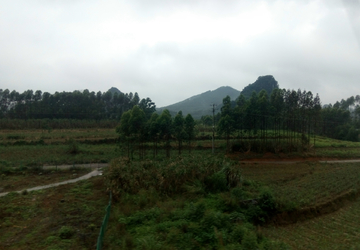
[1,0,359,109]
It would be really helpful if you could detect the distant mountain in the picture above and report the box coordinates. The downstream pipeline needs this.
[240,75,279,98]
[157,86,240,119]
[108,87,123,95]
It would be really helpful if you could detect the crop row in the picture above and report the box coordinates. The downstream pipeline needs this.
[241,162,360,208]
[262,197,360,249]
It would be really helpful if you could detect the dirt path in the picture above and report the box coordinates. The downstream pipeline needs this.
[1,159,359,198]
[42,163,108,170]
[0,168,104,198]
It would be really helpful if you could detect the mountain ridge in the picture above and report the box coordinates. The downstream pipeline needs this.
[157,86,241,119]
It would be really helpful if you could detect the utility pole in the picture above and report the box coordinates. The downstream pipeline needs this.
[211,104,216,154]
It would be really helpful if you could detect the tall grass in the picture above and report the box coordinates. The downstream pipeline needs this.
[105,155,242,198]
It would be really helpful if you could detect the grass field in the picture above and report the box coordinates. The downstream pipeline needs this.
[1,128,360,249]
[261,197,360,250]
[0,176,108,250]
[0,167,91,193]
[240,162,360,209]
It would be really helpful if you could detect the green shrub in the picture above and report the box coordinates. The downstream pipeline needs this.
[245,189,277,224]
[241,231,258,250]
[229,224,248,243]
[231,187,245,200]
[185,202,206,222]
[105,156,242,198]
[58,226,75,239]
[7,135,25,140]
[205,171,228,193]
[66,139,81,154]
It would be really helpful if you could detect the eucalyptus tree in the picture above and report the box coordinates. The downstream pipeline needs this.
[184,114,196,153]
[116,110,132,158]
[244,91,260,136]
[233,94,247,140]
[218,96,235,151]
[128,105,147,158]
[139,97,156,119]
[270,88,284,143]
[173,111,186,155]
[148,113,160,157]
[157,109,173,158]
[116,105,146,159]
[257,90,270,143]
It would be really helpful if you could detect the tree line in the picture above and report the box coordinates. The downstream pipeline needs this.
[212,88,322,152]
[0,89,155,121]
[321,95,360,141]
[116,106,196,159]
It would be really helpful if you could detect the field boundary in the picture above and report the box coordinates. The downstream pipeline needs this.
[270,189,359,225]
[239,159,360,164]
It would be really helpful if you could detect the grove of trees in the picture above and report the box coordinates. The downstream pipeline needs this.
[321,95,360,141]
[215,88,322,152]
[0,88,155,129]
[116,106,196,159]
[0,88,155,121]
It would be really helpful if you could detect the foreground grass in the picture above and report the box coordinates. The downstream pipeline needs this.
[0,176,108,250]
[0,144,119,167]
[261,196,360,250]
[0,167,92,193]
[0,128,118,144]
[102,155,289,250]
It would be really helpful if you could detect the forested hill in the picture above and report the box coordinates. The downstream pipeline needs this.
[157,75,279,119]
[157,86,240,119]
[240,75,279,99]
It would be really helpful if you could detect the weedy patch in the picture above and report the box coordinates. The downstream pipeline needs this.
[103,155,288,249]
[0,177,108,250]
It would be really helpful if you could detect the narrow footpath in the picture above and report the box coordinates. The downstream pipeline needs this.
[0,167,104,198]
[1,159,359,198]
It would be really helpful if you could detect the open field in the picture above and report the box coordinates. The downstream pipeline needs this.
[0,143,119,167]
[0,176,108,250]
[1,128,360,249]
[0,128,118,144]
[0,167,91,193]
[240,162,360,209]
[261,197,360,250]
[1,128,360,169]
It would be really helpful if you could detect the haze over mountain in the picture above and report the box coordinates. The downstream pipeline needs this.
[156,75,279,119]
[107,75,279,119]
[157,86,240,119]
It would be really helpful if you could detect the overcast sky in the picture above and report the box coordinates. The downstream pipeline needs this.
[1,0,360,107]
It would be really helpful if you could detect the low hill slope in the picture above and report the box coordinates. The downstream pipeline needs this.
[157,86,240,119]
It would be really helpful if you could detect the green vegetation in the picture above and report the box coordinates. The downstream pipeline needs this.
[0,177,108,250]
[262,197,360,250]
[103,155,289,249]
[240,75,279,99]
[1,127,360,249]
[0,88,155,122]
[0,167,91,193]
[240,162,360,210]
[0,82,360,249]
